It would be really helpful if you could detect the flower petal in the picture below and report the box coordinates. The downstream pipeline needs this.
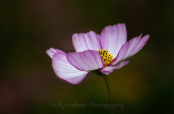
[66,50,104,71]
[115,61,129,69]
[100,65,117,75]
[72,31,101,52]
[46,48,65,58]
[111,42,129,65]
[100,61,129,75]
[130,34,150,56]
[52,52,89,84]
[100,23,127,58]
[122,34,141,60]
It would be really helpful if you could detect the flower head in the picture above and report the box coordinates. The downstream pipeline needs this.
[46,23,150,84]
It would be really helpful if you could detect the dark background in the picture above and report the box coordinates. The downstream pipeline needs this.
[0,0,174,114]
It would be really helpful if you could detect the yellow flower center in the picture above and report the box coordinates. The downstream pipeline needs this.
[98,49,113,66]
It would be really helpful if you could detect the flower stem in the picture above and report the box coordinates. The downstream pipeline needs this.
[103,76,113,114]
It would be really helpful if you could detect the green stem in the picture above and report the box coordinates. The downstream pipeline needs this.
[103,76,113,114]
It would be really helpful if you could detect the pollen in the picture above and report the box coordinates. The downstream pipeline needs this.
[98,49,113,66]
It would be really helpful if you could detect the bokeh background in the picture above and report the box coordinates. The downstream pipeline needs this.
[1,0,174,114]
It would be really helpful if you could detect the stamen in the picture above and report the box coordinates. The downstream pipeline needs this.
[97,49,113,66]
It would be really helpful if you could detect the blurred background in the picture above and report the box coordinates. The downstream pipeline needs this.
[0,0,174,113]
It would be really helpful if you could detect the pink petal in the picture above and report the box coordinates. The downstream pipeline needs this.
[111,42,129,65]
[100,23,127,58]
[46,48,65,58]
[66,50,104,71]
[115,61,129,69]
[52,52,89,84]
[100,65,117,75]
[72,31,101,52]
[122,34,141,60]
[130,34,150,56]
[100,61,129,75]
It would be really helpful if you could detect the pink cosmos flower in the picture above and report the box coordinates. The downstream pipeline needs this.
[46,23,150,84]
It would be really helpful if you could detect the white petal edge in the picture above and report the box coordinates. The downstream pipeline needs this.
[46,48,65,58]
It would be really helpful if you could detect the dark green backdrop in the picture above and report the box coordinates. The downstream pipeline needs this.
[1,0,174,113]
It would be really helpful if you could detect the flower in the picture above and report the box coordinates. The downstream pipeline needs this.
[46,23,150,84]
